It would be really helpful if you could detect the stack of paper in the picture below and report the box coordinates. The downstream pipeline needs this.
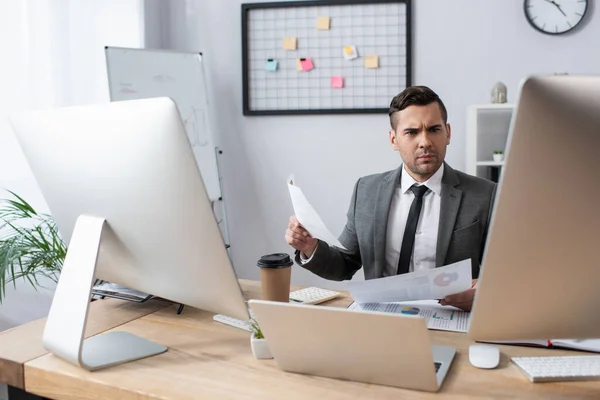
[92,282,152,302]
[345,260,473,333]
[349,300,471,333]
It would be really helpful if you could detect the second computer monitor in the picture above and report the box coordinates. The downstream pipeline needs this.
[10,97,249,321]
[469,75,600,341]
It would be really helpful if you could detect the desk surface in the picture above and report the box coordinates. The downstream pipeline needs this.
[0,280,598,399]
[0,296,171,390]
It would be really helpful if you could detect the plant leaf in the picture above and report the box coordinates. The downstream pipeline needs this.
[0,191,66,303]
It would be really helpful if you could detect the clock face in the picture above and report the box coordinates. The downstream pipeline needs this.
[524,0,588,35]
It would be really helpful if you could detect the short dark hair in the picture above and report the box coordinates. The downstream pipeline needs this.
[388,86,448,130]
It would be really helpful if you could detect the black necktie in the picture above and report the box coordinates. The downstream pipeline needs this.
[397,184,429,275]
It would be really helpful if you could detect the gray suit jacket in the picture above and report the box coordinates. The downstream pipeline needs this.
[297,163,497,281]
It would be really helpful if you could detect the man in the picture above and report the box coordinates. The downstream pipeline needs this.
[285,86,496,311]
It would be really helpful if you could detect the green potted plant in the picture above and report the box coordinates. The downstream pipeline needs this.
[493,150,504,162]
[0,191,66,302]
[250,319,272,359]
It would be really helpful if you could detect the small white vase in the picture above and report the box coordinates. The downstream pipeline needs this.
[493,153,504,162]
[250,333,273,359]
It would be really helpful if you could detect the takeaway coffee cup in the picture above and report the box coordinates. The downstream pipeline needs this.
[257,253,293,302]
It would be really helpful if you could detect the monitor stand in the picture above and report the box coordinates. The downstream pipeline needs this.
[42,215,167,371]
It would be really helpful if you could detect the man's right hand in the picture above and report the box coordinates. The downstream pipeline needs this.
[285,216,318,258]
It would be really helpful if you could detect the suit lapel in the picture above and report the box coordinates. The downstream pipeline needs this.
[436,163,462,267]
[373,167,401,277]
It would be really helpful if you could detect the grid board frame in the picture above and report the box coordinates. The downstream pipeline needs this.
[242,0,412,116]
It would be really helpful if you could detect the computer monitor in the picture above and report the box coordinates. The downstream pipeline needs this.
[469,75,600,341]
[9,97,249,370]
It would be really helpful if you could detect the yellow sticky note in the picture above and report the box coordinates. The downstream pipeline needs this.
[283,37,297,50]
[296,59,303,71]
[316,16,330,30]
[365,55,379,69]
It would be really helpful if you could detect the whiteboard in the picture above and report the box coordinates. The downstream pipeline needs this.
[105,47,221,201]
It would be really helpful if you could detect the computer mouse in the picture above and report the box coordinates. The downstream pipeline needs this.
[469,344,500,369]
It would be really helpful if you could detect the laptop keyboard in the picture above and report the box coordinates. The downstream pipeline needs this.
[435,362,441,373]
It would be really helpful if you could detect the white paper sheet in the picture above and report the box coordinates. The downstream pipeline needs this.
[346,259,472,304]
[348,300,471,333]
[287,177,346,250]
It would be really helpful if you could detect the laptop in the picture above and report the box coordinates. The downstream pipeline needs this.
[248,299,456,392]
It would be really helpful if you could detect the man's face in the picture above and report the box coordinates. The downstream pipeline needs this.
[389,103,451,182]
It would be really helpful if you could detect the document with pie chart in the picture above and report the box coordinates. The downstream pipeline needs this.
[345,259,472,304]
[348,300,471,333]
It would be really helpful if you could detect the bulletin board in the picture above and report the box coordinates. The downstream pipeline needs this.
[241,0,412,116]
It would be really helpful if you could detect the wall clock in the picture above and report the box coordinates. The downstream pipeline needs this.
[524,0,588,35]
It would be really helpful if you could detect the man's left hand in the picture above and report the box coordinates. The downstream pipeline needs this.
[439,279,478,312]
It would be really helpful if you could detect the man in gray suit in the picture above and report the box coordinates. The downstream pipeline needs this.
[285,86,496,311]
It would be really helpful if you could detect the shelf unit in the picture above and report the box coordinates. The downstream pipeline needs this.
[466,103,514,182]
[476,161,504,167]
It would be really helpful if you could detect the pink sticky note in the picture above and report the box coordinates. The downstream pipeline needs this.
[300,58,314,71]
[331,76,344,88]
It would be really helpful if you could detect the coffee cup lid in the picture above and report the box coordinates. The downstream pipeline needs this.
[257,253,293,269]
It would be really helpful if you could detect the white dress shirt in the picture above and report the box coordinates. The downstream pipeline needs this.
[301,164,444,275]
[383,164,443,276]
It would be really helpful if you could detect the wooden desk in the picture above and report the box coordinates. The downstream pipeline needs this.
[1,280,599,399]
[0,297,171,391]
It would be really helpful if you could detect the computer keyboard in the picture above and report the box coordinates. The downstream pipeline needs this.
[512,355,600,382]
[288,287,341,305]
[213,313,253,332]
[213,287,341,331]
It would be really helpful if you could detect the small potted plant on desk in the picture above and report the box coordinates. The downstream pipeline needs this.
[493,151,504,162]
[250,319,273,359]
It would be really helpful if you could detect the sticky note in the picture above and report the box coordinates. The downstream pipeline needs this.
[296,59,303,71]
[331,76,344,88]
[316,16,330,30]
[365,55,379,69]
[299,58,314,71]
[343,45,358,60]
[283,37,297,50]
[265,59,278,71]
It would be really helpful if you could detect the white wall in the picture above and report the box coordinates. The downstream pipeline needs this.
[3,0,598,304]
[149,0,599,288]
[0,0,145,330]
[0,1,56,331]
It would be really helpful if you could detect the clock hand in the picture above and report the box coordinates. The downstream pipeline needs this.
[545,0,568,17]
[555,3,567,17]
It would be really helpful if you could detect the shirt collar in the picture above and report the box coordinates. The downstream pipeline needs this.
[400,163,444,196]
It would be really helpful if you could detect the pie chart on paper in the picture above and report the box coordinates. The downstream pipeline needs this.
[401,307,420,316]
